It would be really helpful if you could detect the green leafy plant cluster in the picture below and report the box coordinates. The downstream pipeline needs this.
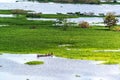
[25,61,44,65]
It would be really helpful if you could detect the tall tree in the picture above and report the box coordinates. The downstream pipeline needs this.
[104,13,118,29]
[113,0,117,3]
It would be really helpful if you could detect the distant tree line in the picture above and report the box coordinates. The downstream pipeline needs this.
[28,0,100,4]
[27,0,119,3]
[103,0,117,3]
[53,0,100,3]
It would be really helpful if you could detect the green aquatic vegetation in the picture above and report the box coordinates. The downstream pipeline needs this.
[0,10,12,14]
[25,61,44,65]
[103,61,119,65]
[0,17,120,64]
[0,17,54,25]
[0,9,32,14]
[26,13,79,18]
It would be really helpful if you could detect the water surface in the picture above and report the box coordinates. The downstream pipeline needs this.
[0,54,120,80]
[0,2,120,15]
[0,14,15,17]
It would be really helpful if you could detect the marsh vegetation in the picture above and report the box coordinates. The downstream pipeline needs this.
[0,1,120,80]
[0,10,120,64]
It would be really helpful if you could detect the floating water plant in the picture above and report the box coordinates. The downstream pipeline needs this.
[25,61,44,65]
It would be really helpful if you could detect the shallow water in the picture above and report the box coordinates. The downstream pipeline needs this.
[27,18,56,21]
[27,17,120,25]
[0,14,15,17]
[0,54,120,80]
[1,1,120,24]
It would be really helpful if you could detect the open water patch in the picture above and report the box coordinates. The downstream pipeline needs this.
[58,44,73,47]
[0,53,120,80]
[27,18,56,21]
[27,17,120,26]
[0,14,15,17]
[0,25,9,27]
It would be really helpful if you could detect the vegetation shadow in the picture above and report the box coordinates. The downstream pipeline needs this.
[95,28,110,31]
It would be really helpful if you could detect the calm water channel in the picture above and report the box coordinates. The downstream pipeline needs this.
[1,1,120,24]
[0,1,120,15]
[0,54,120,80]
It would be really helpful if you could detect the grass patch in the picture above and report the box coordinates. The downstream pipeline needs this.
[0,9,32,14]
[0,17,54,25]
[0,16,120,64]
[0,10,12,14]
[26,13,79,18]
[102,60,119,65]
[40,14,79,18]
[25,61,44,65]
